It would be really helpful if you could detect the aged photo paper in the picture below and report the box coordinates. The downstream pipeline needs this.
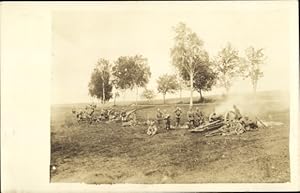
[1,1,299,193]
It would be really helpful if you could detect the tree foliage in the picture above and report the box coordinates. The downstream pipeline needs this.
[88,58,113,103]
[112,55,151,90]
[241,46,266,94]
[141,88,156,102]
[170,22,209,107]
[213,43,240,94]
[193,63,217,101]
[112,55,151,105]
[157,74,179,104]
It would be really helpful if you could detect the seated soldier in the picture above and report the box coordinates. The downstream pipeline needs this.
[147,120,158,136]
[121,108,127,122]
[114,111,120,121]
[240,116,258,130]
[99,109,104,119]
[209,112,222,122]
[127,112,137,126]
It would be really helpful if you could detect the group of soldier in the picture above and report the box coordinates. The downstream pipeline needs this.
[147,106,208,136]
[147,104,255,136]
[157,107,207,129]
[72,104,133,124]
[98,108,128,122]
[72,104,97,123]
[72,103,257,137]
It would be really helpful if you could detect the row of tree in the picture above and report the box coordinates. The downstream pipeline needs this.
[88,55,151,105]
[88,22,266,106]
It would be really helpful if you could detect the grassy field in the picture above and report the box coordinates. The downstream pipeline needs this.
[50,91,290,183]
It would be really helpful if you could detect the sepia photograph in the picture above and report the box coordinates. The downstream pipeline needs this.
[49,1,294,184]
[1,1,299,192]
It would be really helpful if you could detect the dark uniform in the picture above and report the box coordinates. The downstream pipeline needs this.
[164,113,171,130]
[104,109,109,120]
[209,112,218,122]
[187,109,194,129]
[156,109,163,126]
[147,121,158,136]
[174,107,182,127]
[121,109,127,122]
[194,107,202,127]
[233,105,242,120]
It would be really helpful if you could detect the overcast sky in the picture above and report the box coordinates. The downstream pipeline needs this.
[51,1,294,104]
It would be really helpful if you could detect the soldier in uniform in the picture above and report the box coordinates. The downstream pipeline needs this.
[72,109,83,122]
[121,108,127,122]
[209,112,218,122]
[99,109,105,121]
[199,111,205,125]
[128,112,137,126]
[120,108,126,122]
[194,107,201,127]
[196,107,206,126]
[147,120,158,136]
[164,110,171,130]
[174,107,182,127]
[187,107,194,129]
[103,109,109,120]
[233,105,242,120]
[240,116,258,130]
[209,109,223,122]
[156,108,163,126]
[114,111,120,121]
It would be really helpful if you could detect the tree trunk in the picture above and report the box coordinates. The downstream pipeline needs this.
[163,94,166,104]
[102,80,105,104]
[179,86,182,103]
[122,90,126,102]
[252,79,257,100]
[225,84,230,96]
[135,86,138,106]
[199,89,203,102]
[113,93,116,106]
[189,72,193,107]
[252,79,257,94]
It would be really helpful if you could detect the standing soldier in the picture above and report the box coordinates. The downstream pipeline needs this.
[164,110,171,130]
[233,105,242,120]
[199,111,205,125]
[194,107,201,127]
[174,107,182,127]
[156,108,163,127]
[187,107,194,129]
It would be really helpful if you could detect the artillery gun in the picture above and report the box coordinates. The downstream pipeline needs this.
[189,119,224,133]
[189,109,261,136]
[125,109,137,120]
[121,109,138,127]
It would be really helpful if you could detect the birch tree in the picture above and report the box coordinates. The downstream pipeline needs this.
[171,22,208,107]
